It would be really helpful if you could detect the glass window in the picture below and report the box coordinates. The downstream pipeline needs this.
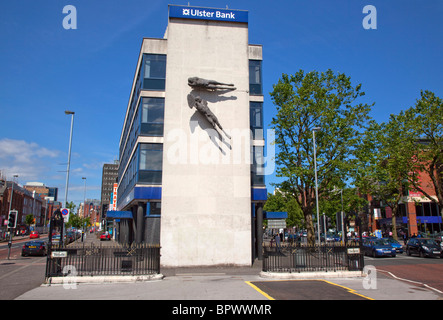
[143,54,166,90]
[138,144,163,185]
[249,60,262,95]
[141,98,164,136]
[250,102,263,140]
[415,204,423,216]
[251,146,265,185]
[150,202,161,216]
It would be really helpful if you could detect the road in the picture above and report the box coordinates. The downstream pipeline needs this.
[0,235,48,300]
[251,252,443,300]
[364,252,443,294]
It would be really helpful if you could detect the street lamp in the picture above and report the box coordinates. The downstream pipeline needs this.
[64,110,75,209]
[7,174,18,260]
[312,127,321,244]
[82,177,86,217]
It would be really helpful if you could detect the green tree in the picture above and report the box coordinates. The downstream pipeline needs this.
[355,116,413,240]
[264,191,303,228]
[404,91,443,219]
[270,69,373,245]
[66,201,76,214]
[25,214,35,227]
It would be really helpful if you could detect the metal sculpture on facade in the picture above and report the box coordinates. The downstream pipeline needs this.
[188,77,236,91]
[187,93,232,140]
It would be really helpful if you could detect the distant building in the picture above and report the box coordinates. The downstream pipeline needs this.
[366,163,442,237]
[100,161,119,216]
[0,180,45,236]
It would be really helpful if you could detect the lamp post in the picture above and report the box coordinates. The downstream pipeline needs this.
[64,110,75,209]
[313,127,321,244]
[81,177,86,242]
[82,177,86,216]
[7,174,18,260]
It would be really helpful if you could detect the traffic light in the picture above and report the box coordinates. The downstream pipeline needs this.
[8,211,17,229]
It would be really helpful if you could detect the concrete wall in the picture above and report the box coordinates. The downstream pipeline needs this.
[160,18,252,267]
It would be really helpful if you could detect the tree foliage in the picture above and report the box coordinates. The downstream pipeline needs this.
[270,69,373,245]
[264,191,303,228]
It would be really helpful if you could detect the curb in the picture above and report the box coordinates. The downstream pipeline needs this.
[259,270,364,280]
[44,273,164,285]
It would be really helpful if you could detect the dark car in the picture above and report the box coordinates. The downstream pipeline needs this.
[406,238,442,258]
[22,240,47,256]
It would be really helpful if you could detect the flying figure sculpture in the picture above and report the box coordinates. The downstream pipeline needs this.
[187,93,232,140]
[188,77,236,91]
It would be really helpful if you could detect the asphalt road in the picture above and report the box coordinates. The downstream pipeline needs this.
[363,252,443,294]
[0,237,48,300]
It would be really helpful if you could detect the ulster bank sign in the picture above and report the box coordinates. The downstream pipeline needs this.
[169,5,248,23]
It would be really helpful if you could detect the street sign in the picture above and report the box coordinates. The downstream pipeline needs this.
[51,251,68,258]
[61,208,70,223]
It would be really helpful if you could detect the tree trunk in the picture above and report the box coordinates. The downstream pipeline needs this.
[305,211,316,246]
[391,215,397,241]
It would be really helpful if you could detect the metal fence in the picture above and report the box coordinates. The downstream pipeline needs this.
[45,243,161,279]
[262,243,364,273]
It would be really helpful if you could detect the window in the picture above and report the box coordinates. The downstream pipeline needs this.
[251,146,265,186]
[415,204,423,216]
[138,143,163,184]
[143,54,166,90]
[250,102,263,140]
[249,60,262,95]
[150,202,161,216]
[141,98,164,136]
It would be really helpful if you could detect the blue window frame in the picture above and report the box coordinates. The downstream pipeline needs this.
[141,97,164,136]
[138,143,163,185]
[250,102,263,140]
[251,146,265,186]
[249,60,262,95]
[143,54,166,90]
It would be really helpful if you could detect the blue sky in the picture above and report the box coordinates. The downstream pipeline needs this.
[0,0,442,207]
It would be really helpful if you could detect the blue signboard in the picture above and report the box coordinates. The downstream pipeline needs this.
[169,5,248,23]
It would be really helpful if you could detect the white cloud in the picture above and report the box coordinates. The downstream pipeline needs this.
[0,138,60,181]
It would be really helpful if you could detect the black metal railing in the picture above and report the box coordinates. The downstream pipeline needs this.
[45,243,161,279]
[262,242,364,273]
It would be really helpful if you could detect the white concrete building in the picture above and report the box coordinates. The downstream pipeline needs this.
[114,5,266,267]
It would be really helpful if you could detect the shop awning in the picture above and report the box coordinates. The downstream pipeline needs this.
[106,211,133,219]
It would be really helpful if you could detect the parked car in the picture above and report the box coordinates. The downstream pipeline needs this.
[22,240,47,256]
[363,238,396,257]
[406,238,442,258]
[382,237,404,254]
[29,231,40,239]
[100,232,111,241]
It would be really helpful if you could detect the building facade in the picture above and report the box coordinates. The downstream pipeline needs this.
[100,161,119,215]
[366,166,442,237]
[115,5,267,267]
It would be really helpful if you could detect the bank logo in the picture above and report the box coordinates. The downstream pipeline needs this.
[183,9,190,16]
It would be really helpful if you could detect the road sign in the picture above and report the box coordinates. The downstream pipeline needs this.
[51,251,68,258]
[61,208,70,223]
